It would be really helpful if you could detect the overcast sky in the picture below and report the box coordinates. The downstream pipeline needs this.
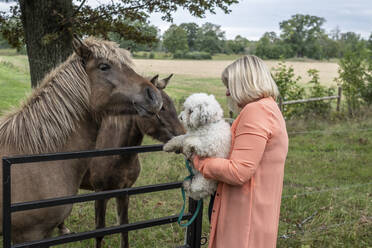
[1,0,371,40]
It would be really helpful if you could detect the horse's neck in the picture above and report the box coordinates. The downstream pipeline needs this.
[65,116,99,151]
[120,116,144,148]
[63,117,100,177]
[94,115,144,152]
[0,58,90,155]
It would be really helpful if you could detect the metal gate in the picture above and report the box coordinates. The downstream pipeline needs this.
[2,144,203,248]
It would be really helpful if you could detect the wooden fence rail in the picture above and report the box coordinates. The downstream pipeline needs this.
[278,87,342,112]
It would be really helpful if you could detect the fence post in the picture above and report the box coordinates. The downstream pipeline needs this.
[185,198,203,248]
[337,87,342,112]
[278,96,283,112]
[3,158,12,248]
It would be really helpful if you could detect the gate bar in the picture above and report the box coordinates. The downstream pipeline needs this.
[12,182,183,212]
[2,158,11,248]
[12,213,192,248]
[4,144,163,164]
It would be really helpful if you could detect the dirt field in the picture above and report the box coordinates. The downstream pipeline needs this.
[134,59,339,87]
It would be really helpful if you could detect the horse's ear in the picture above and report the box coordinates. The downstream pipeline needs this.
[72,35,91,62]
[156,74,173,90]
[149,74,159,85]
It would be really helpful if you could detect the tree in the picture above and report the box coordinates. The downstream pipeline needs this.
[110,21,160,52]
[336,43,368,116]
[225,35,249,54]
[162,24,188,53]
[368,33,372,51]
[255,32,293,59]
[321,32,340,59]
[279,14,326,58]
[0,0,238,87]
[179,22,199,51]
[195,22,225,54]
[339,32,363,55]
[0,33,11,49]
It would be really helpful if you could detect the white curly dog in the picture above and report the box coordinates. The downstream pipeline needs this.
[164,93,231,200]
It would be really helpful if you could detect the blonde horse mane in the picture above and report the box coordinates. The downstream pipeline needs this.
[0,37,133,154]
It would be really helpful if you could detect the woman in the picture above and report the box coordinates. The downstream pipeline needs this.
[192,55,288,248]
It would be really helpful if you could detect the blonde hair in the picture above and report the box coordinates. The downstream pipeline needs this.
[222,55,279,106]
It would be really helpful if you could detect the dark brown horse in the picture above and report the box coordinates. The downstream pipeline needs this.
[58,75,184,248]
[0,37,163,244]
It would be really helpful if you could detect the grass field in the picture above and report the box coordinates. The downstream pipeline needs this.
[0,51,371,247]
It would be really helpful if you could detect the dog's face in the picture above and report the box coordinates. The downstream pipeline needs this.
[179,93,223,129]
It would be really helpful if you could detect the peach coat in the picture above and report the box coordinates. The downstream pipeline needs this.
[193,97,288,248]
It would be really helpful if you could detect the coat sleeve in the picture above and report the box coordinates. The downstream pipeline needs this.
[193,102,273,186]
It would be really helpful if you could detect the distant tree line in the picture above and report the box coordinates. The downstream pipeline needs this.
[1,12,371,61]
[107,14,372,60]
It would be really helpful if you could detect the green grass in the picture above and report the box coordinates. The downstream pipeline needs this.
[0,51,371,247]
[0,60,30,115]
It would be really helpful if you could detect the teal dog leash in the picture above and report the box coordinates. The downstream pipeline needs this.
[177,160,203,227]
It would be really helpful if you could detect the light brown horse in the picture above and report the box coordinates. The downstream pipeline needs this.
[58,74,185,248]
[0,36,163,244]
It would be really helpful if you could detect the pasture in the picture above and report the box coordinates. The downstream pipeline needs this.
[0,51,371,247]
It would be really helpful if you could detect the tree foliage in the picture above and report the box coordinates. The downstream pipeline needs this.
[225,35,250,54]
[179,22,199,51]
[279,14,326,58]
[0,0,238,48]
[194,22,226,54]
[0,0,238,87]
[109,21,160,51]
[255,32,293,59]
[336,43,370,116]
[163,24,189,53]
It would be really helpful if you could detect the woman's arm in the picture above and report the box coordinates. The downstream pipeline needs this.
[193,102,273,186]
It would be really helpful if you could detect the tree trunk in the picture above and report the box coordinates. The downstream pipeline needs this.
[19,0,73,88]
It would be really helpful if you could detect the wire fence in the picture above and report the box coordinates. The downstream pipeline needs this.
[281,182,372,199]
[288,128,372,135]
[279,220,363,240]
[277,126,371,243]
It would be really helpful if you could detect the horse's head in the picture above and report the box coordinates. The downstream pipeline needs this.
[72,36,162,117]
[136,74,185,143]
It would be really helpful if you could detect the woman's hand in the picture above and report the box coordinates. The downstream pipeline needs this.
[191,155,202,171]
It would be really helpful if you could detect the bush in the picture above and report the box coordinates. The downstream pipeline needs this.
[183,51,212,60]
[173,50,185,59]
[302,69,335,118]
[16,46,27,55]
[336,44,369,116]
[272,61,305,119]
[361,54,372,105]
[148,52,155,59]
[173,51,212,60]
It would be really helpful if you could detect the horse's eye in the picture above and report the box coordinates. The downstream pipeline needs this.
[98,63,111,71]
[161,106,166,111]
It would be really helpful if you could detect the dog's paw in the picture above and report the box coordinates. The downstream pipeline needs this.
[183,144,195,159]
[188,189,210,201]
[163,137,183,153]
[183,179,191,192]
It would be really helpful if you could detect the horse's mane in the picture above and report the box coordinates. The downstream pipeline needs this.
[0,37,132,154]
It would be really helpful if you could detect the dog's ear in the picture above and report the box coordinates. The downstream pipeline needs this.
[188,107,201,128]
[198,96,223,125]
[199,104,212,125]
